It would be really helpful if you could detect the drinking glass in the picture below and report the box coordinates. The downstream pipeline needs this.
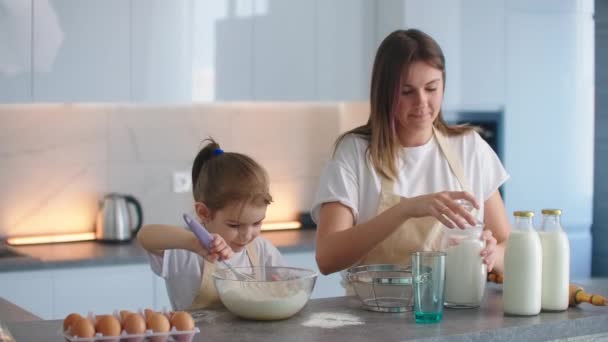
[411,251,446,324]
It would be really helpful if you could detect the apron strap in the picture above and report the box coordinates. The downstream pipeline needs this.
[245,240,259,267]
[432,126,478,218]
[432,126,472,193]
[380,127,477,214]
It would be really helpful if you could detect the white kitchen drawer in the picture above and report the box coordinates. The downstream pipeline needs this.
[0,270,53,319]
[53,264,155,319]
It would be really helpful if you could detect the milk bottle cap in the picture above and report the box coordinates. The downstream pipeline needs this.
[513,210,534,218]
[541,209,562,216]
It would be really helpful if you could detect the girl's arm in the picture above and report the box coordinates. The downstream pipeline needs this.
[315,191,479,275]
[137,224,232,261]
[137,225,199,256]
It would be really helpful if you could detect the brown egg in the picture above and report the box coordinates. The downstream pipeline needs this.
[119,310,134,324]
[170,311,194,331]
[146,312,170,333]
[123,313,146,334]
[95,315,121,336]
[144,308,157,319]
[63,312,83,332]
[71,317,95,338]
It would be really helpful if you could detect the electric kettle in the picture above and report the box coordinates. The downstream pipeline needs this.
[95,193,143,242]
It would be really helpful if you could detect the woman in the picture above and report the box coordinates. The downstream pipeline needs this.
[312,29,510,278]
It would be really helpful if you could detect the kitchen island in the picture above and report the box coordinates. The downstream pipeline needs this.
[3,280,608,341]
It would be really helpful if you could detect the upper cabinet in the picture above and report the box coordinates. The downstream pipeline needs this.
[131,0,194,103]
[0,0,32,103]
[316,0,375,101]
[211,0,373,101]
[0,0,375,103]
[0,0,529,107]
[252,0,316,100]
[33,0,131,102]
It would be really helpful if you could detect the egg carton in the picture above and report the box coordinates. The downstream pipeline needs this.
[61,326,200,342]
[61,309,199,342]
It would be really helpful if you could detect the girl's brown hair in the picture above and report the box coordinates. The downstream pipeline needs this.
[192,138,272,212]
[337,29,473,180]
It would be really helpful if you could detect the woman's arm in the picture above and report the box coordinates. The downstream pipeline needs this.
[482,190,511,273]
[315,191,480,275]
[137,224,232,261]
[315,201,408,275]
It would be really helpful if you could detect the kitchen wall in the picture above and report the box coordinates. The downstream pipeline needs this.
[0,103,368,238]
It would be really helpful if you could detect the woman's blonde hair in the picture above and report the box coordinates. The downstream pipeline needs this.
[192,138,272,213]
[337,29,473,180]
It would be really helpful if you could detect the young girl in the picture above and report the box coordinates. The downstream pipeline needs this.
[138,138,285,310]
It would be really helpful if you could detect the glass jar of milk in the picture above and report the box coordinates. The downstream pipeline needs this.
[539,209,570,312]
[442,222,487,308]
[503,211,542,316]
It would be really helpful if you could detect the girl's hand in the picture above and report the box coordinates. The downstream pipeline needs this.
[191,233,234,263]
[401,191,479,229]
[480,229,498,272]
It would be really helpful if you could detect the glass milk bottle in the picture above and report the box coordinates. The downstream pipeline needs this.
[503,211,542,316]
[539,209,570,311]
[442,222,487,308]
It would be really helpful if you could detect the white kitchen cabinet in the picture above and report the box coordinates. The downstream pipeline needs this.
[0,270,53,319]
[0,264,162,320]
[316,0,375,101]
[252,0,316,100]
[504,6,594,279]
[153,276,172,310]
[459,0,506,108]
[282,251,343,299]
[130,0,194,103]
[53,264,156,319]
[0,0,32,103]
[32,0,130,102]
[211,0,255,101]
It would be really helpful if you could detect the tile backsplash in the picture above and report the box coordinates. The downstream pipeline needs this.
[0,102,368,238]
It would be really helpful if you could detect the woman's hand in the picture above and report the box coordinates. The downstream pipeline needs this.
[480,229,498,272]
[401,191,480,229]
[191,233,234,263]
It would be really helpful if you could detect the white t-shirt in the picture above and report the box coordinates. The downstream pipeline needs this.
[146,235,285,311]
[311,130,509,225]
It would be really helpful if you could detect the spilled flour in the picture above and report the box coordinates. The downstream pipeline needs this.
[301,312,364,329]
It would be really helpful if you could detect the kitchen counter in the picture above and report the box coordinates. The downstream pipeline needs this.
[0,229,315,272]
[0,297,40,323]
[3,280,608,341]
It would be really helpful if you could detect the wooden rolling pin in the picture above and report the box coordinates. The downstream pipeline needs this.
[569,284,607,307]
[486,272,607,307]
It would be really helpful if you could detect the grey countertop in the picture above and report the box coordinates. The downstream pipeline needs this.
[0,229,315,272]
[0,297,40,323]
[3,280,608,341]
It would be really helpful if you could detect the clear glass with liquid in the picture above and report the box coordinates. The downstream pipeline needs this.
[412,251,446,324]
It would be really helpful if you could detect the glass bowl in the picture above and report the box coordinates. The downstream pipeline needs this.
[346,264,413,312]
[213,266,317,320]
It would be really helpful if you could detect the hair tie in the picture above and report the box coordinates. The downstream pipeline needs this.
[213,148,224,156]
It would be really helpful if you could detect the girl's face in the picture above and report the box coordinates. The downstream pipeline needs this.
[395,61,444,135]
[197,201,266,253]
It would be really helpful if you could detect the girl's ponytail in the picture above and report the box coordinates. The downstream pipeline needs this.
[192,138,221,195]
